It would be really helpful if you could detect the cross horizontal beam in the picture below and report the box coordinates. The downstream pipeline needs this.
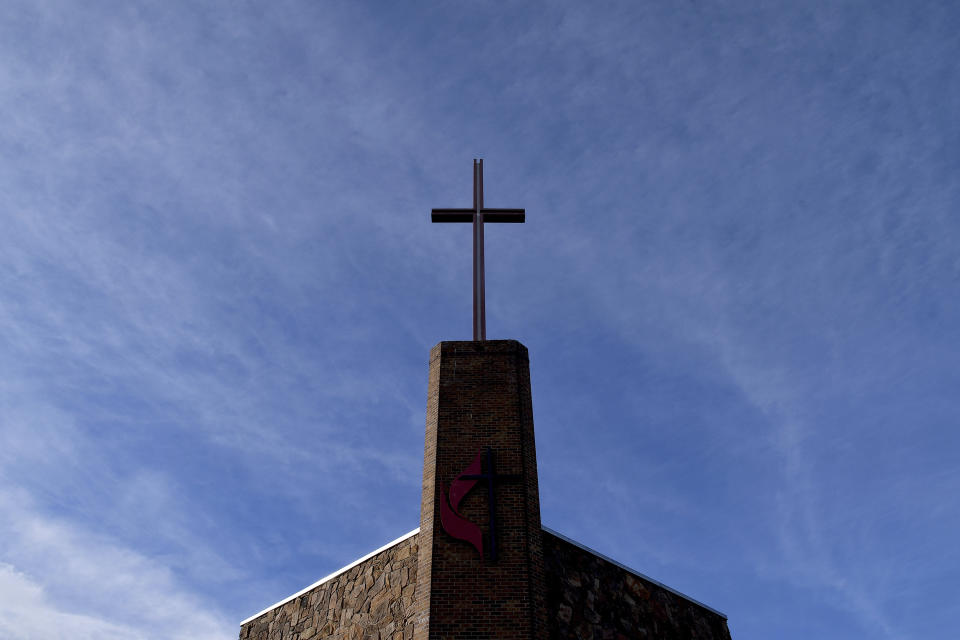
[431,208,525,223]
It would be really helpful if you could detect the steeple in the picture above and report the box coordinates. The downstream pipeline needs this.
[413,340,548,640]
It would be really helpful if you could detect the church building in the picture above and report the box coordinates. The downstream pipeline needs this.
[238,163,732,640]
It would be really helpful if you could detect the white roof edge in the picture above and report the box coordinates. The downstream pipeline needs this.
[240,527,420,626]
[541,525,727,620]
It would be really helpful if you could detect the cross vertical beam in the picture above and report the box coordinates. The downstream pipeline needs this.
[473,160,483,340]
[432,159,525,341]
[461,446,522,562]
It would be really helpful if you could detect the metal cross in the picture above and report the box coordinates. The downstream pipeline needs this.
[432,159,525,341]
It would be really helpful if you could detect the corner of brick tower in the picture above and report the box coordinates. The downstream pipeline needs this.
[412,340,548,640]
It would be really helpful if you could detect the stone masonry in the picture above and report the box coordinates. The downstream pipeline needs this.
[240,533,419,640]
[543,531,731,640]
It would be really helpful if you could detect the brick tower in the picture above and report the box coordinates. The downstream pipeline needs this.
[412,340,547,640]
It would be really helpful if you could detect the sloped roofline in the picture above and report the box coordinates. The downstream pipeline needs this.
[240,523,726,625]
[542,525,727,619]
[240,527,420,625]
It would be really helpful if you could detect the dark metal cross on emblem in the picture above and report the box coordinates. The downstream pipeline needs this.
[461,447,522,562]
[432,159,525,341]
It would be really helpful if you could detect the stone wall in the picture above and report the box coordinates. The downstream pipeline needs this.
[240,533,420,640]
[543,531,731,640]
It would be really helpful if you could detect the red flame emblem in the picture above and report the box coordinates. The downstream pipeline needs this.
[439,449,484,556]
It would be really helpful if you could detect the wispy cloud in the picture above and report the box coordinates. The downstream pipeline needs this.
[0,563,143,640]
[0,489,233,640]
[1,1,957,638]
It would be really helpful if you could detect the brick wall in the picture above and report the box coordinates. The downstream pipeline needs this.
[543,531,731,640]
[414,340,548,640]
[239,533,420,640]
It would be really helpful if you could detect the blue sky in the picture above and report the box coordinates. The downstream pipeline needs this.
[1,1,957,638]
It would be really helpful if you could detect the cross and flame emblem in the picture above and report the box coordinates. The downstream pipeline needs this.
[439,447,519,562]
